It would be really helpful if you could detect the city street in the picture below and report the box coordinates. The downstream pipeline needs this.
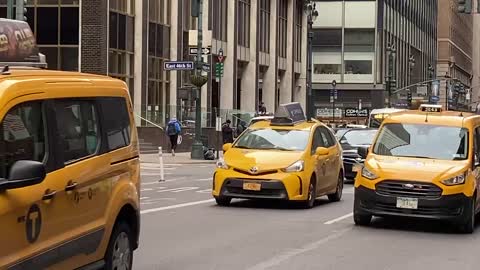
[134,159,480,270]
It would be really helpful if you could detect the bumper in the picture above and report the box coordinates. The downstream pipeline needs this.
[354,185,471,222]
[213,170,308,201]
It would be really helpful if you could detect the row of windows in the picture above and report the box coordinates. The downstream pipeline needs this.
[209,0,228,42]
[258,0,270,53]
[0,97,131,179]
[277,0,287,58]
[237,0,250,48]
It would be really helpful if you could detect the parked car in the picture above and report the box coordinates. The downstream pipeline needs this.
[338,128,378,181]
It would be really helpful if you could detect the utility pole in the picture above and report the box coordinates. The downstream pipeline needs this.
[331,80,337,124]
[16,0,27,21]
[386,44,396,108]
[190,0,208,159]
[428,64,435,103]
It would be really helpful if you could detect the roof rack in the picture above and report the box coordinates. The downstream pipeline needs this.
[0,61,47,69]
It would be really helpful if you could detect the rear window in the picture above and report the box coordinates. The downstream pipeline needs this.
[100,97,131,151]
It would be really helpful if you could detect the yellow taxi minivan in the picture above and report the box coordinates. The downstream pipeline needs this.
[0,19,140,270]
[213,102,344,208]
[354,104,480,233]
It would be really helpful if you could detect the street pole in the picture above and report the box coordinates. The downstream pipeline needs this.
[331,80,337,125]
[15,0,25,21]
[191,0,204,159]
[307,19,313,119]
[7,0,13,19]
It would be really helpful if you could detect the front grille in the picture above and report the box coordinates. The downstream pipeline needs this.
[370,202,462,216]
[376,181,442,199]
[233,168,278,176]
[221,178,288,199]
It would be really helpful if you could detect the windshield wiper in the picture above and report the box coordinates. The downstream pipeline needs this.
[394,155,434,159]
[261,147,293,151]
[235,145,252,149]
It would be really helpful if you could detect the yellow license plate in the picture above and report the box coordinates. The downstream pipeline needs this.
[243,182,261,191]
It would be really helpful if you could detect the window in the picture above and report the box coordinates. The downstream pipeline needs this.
[311,128,325,154]
[475,127,480,165]
[237,0,251,47]
[101,98,131,151]
[235,129,310,151]
[344,60,372,74]
[314,64,341,74]
[0,102,46,179]
[319,127,335,147]
[55,100,99,163]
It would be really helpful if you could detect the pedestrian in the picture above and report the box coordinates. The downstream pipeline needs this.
[258,102,267,115]
[166,117,181,156]
[222,119,234,144]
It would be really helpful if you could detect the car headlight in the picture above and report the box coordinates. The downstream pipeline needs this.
[441,172,467,186]
[361,166,378,180]
[216,158,229,169]
[283,160,304,172]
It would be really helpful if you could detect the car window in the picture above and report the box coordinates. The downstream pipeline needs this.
[235,129,310,151]
[56,100,99,163]
[101,97,131,151]
[311,127,325,154]
[0,101,46,179]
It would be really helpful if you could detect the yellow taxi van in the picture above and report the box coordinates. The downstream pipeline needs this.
[354,104,480,233]
[0,19,140,269]
[213,102,344,208]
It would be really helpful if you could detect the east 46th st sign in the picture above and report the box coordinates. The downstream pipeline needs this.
[164,61,194,71]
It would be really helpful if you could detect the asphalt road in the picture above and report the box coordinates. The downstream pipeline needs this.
[134,162,480,270]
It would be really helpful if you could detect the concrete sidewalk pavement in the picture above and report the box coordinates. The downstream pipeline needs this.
[140,151,221,165]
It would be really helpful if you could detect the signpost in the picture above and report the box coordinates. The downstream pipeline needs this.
[164,61,194,71]
[331,80,337,124]
[215,116,222,159]
[430,79,440,104]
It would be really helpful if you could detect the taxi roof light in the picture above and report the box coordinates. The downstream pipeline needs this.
[419,104,443,113]
[270,102,306,126]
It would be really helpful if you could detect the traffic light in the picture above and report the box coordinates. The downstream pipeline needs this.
[458,0,472,13]
[390,79,397,90]
[215,62,224,78]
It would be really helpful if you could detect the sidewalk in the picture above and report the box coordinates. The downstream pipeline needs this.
[140,151,221,165]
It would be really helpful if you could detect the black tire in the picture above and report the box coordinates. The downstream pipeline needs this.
[302,179,316,209]
[328,172,344,202]
[353,212,372,226]
[458,197,475,234]
[215,196,232,206]
[104,221,134,270]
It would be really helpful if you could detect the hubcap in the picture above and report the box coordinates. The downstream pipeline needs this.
[309,184,314,201]
[112,232,131,270]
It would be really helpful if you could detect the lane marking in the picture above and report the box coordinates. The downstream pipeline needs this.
[140,199,215,214]
[194,178,213,182]
[140,197,150,200]
[245,228,351,270]
[196,189,212,193]
[141,178,185,185]
[324,213,353,225]
[140,188,153,192]
[157,187,199,193]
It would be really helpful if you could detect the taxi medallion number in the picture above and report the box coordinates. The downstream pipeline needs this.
[396,197,418,209]
[243,182,261,191]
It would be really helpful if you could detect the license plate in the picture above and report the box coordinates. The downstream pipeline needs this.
[243,182,261,191]
[396,197,418,209]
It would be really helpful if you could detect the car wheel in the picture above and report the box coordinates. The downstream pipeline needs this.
[353,212,372,226]
[302,180,316,209]
[215,196,232,206]
[104,221,134,270]
[328,173,344,202]
[458,197,475,234]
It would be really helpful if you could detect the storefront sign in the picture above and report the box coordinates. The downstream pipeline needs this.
[0,19,40,63]
[344,108,369,117]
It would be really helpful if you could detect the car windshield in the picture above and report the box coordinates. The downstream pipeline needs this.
[341,129,377,146]
[372,123,469,160]
[234,128,310,151]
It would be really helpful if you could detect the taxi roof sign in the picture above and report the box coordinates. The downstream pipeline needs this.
[419,104,443,113]
[0,19,44,67]
[270,102,306,126]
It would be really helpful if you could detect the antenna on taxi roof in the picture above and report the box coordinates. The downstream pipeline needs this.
[1,65,10,75]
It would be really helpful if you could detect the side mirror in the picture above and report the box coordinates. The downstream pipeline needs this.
[223,143,233,152]
[0,160,46,190]
[315,147,330,156]
[357,146,369,159]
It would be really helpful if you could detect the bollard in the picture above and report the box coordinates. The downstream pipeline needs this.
[158,147,165,182]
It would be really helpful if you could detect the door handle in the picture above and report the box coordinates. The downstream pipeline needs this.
[42,189,57,201]
[65,181,78,192]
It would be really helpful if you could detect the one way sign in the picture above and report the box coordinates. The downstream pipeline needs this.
[189,47,211,55]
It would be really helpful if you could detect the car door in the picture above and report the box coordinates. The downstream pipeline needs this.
[48,98,112,270]
[311,127,329,195]
[322,127,341,191]
[473,127,480,210]
[0,100,65,269]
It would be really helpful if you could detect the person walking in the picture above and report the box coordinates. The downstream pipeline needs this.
[222,119,234,144]
[166,117,181,156]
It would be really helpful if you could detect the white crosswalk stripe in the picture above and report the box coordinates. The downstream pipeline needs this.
[157,187,200,193]
[196,189,212,193]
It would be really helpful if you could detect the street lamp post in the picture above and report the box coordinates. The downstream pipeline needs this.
[305,1,318,120]
[407,55,415,108]
[386,44,396,108]
[428,64,435,103]
[190,0,208,160]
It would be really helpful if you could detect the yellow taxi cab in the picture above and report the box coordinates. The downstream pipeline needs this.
[354,104,480,233]
[213,102,344,208]
[0,19,140,270]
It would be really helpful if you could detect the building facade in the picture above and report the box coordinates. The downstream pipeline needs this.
[0,0,308,128]
[437,0,473,111]
[312,0,437,123]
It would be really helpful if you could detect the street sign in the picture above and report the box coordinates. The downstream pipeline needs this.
[358,99,362,110]
[334,89,338,100]
[164,61,194,70]
[189,47,211,55]
[201,63,210,72]
[218,48,225,63]
[431,96,440,102]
